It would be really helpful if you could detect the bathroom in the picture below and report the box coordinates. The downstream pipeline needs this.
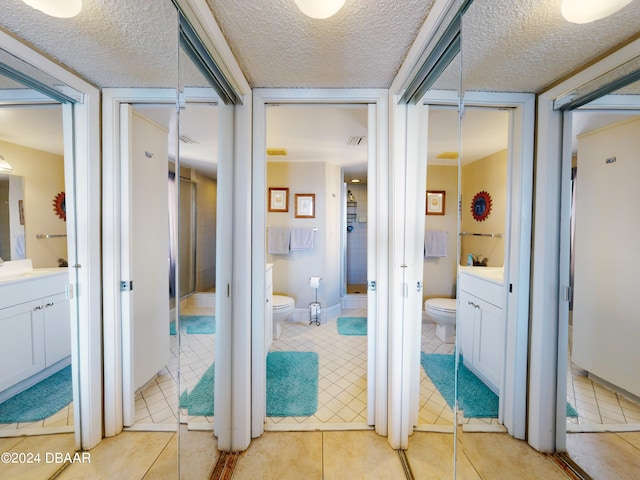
[0,103,74,434]
[263,103,370,427]
[418,105,509,429]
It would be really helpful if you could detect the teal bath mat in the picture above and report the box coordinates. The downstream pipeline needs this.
[266,351,318,417]
[170,315,216,335]
[420,353,498,418]
[180,363,215,416]
[0,366,73,423]
[337,317,367,336]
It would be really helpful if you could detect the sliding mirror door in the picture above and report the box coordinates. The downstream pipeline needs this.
[556,59,640,478]
[176,37,221,477]
[0,48,85,446]
[401,1,466,476]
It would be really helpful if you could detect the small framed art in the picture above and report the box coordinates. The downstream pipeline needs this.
[426,190,445,215]
[295,193,315,218]
[268,187,289,212]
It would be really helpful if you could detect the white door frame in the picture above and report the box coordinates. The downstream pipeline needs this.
[531,37,640,452]
[251,88,389,439]
[0,30,102,450]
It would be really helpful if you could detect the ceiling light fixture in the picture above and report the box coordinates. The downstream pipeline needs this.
[295,0,345,19]
[351,178,361,183]
[560,0,633,24]
[21,0,83,18]
[0,155,14,173]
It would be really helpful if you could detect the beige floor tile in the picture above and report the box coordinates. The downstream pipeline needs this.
[232,432,322,480]
[617,431,640,450]
[144,433,177,480]
[323,430,405,480]
[405,432,479,480]
[177,428,219,480]
[458,432,568,480]
[566,432,640,480]
[0,433,76,480]
[58,431,174,480]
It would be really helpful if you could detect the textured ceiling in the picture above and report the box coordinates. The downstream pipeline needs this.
[206,0,435,88]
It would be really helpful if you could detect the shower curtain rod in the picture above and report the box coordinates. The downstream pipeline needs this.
[459,232,502,238]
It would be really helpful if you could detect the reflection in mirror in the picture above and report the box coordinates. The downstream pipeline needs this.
[562,76,640,475]
[403,48,461,477]
[177,39,221,477]
[0,68,74,438]
[456,106,509,442]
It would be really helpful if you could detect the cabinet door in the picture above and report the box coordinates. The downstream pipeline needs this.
[457,291,477,363]
[474,299,503,392]
[0,301,45,392]
[43,293,71,366]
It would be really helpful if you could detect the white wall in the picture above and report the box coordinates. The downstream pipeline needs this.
[423,164,458,299]
[267,161,341,311]
[0,139,66,267]
[572,116,640,398]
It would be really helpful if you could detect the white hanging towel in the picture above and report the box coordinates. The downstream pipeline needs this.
[290,227,315,250]
[268,227,291,254]
[425,230,448,258]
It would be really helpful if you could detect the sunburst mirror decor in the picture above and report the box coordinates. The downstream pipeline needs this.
[53,191,66,221]
[471,191,492,222]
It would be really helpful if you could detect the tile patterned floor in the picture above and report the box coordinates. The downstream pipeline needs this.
[133,298,215,429]
[266,308,369,428]
[566,363,640,427]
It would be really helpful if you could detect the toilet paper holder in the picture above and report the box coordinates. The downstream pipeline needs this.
[309,276,321,326]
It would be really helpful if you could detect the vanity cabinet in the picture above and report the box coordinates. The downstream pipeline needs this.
[0,270,70,398]
[458,270,505,394]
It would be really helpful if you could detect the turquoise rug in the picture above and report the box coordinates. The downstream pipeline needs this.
[421,353,498,418]
[180,363,215,416]
[337,317,367,336]
[170,315,216,335]
[0,366,73,423]
[266,351,318,417]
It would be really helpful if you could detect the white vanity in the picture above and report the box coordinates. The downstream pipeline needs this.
[0,260,70,402]
[457,266,505,394]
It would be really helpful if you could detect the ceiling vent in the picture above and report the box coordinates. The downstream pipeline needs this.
[437,151,458,159]
[267,148,288,156]
[179,135,198,144]
[347,136,366,146]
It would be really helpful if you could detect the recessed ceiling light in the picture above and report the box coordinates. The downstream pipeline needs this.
[22,0,82,18]
[351,178,361,183]
[561,0,632,24]
[295,0,345,19]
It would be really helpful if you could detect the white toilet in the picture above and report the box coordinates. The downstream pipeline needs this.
[272,295,295,340]
[424,298,457,343]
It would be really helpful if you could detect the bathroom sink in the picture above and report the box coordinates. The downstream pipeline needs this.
[459,266,504,284]
[0,259,33,279]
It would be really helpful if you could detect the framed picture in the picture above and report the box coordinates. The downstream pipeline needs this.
[295,193,315,218]
[268,187,289,212]
[426,190,445,215]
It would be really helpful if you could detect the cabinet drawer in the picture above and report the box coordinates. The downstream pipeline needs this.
[459,273,504,308]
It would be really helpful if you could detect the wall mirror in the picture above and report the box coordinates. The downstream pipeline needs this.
[557,60,640,478]
[400,0,465,475]
[0,47,80,444]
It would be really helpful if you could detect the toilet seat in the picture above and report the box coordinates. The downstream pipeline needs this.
[273,295,294,310]
[425,298,456,313]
